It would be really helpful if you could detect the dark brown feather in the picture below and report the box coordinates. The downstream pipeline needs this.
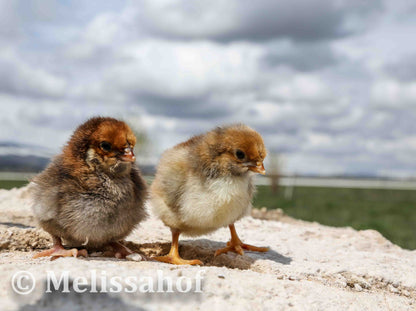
[32,117,147,249]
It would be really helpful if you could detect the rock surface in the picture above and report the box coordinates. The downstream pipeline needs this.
[0,185,415,310]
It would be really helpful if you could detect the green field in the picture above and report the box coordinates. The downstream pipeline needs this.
[0,180,29,189]
[253,185,416,250]
[1,180,415,250]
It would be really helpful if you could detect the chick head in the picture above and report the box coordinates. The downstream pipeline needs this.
[203,124,267,177]
[65,117,137,175]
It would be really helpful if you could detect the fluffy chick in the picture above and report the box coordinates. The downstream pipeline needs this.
[151,124,268,265]
[32,117,147,260]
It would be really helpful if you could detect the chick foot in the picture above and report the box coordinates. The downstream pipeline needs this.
[154,254,203,265]
[215,224,269,257]
[102,241,133,259]
[154,229,203,265]
[33,236,88,260]
[214,242,269,256]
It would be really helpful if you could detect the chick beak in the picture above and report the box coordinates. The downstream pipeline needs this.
[248,162,266,175]
[120,147,135,163]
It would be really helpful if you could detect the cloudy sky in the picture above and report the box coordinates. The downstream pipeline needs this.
[0,0,415,177]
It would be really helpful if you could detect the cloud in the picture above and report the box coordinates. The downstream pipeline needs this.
[371,79,416,109]
[265,74,332,102]
[0,0,415,177]
[385,54,416,82]
[88,40,264,118]
[0,0,20,39]
[135,0,383,42]
[0,50,67,98]
[261,41,340,72]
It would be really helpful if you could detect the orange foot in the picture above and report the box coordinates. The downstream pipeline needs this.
[214,224,269,257]
[33,245,88,261]
[154,254,203,266]
[215,241,269,256]
[153,229,203,265]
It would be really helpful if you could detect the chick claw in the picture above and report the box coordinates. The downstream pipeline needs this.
[154,255,203,266]
[33,247,88,261]
[215,242,269,257]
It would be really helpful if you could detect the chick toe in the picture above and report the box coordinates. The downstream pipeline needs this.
[215,224,269,257]
[214,244,244,257]
[154,254,203,266]
[109,241,133,259]
[241,244,269,252]
[33,246,88,260]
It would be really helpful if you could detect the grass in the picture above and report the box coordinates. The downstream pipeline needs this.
[253,185,416,250]
[0,180,29,190]
[1,180,415,250]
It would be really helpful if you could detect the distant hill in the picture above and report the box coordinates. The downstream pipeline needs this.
[0,141,52,172]
[0,155,49,172]
[0,141,156,174]
[0,154,156,175]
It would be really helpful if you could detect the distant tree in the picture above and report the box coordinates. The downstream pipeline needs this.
[121,114,156,170]
[268,152,281,194]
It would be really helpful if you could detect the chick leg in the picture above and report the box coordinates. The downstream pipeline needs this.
[33,236,88,260]
[154,229,203,265]
[215,224,269,257]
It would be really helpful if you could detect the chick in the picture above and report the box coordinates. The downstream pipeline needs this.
[32,117,148,260]
[151,124,268,265]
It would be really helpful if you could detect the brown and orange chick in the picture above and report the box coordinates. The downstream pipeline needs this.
[31,117,148,260]
[150,124,268,265]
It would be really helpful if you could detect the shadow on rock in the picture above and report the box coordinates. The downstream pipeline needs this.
[125,239,292,270]
[18,281,145,311]
[0,222,35,229]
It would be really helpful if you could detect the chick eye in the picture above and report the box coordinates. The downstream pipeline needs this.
[100,141,112,152]
[235,149,245,160]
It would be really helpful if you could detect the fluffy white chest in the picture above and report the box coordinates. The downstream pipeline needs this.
[180,175,253,231]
